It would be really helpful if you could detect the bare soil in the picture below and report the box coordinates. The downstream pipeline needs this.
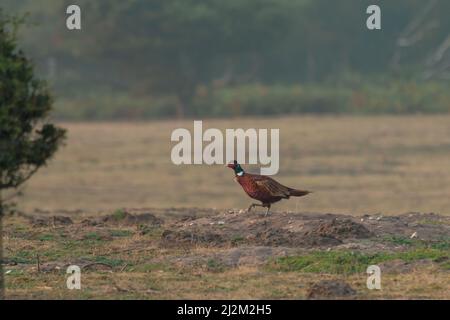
[3,208,450,299]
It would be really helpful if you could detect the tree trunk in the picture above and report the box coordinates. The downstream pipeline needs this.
[307,50,316,82]
[176,89,194,119]
[0,192,4,300]
[175,96,186,119]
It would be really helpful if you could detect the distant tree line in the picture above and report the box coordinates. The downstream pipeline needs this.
[2,0,450,118]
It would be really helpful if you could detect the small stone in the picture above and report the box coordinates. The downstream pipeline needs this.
[410,232,417,239]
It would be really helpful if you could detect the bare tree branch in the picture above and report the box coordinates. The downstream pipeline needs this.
[397,0,439,47]
[391,0,440,68]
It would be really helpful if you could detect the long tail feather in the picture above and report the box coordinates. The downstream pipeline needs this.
[289,189,311,197]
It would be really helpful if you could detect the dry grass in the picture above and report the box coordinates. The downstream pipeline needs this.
[4,214,449,300]
[6,267,450,300]
[14,115,450,215]
[5,115,450,300]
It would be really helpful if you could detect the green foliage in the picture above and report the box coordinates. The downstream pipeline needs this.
[0,10,66,191]
[53,80,450,119]
[196,81,450,116]
[111,209,127,221]
[0,10,65,299]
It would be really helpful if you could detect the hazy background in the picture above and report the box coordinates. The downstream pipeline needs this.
[2,0,450,215]
[3,0,450,120]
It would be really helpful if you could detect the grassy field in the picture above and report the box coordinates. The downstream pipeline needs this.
[14,115,450,215]
[4,115,450,299]
[4,210,450,299]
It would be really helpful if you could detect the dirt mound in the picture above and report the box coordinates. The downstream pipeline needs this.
[160,227,344,248]
[161,229,225,247]
[83,211,163,227]
[160,212,373,248]
[361,212,450,240]
[307,280,357,299]
[306,218,373,240]
[27,215,73,227]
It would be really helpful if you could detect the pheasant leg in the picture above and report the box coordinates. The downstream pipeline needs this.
[247,203,263,212]
[264,204,271,217]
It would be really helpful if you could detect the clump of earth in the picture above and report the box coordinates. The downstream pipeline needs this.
[306,280,357,299]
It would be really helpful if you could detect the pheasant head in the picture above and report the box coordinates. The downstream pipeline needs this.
[227,160,245,176]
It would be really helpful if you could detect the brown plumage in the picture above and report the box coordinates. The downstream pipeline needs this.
[227,160,311,216]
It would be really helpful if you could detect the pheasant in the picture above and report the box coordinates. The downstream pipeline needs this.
[227,160,311,216]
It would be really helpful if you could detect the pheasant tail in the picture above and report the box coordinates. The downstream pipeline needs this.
[288,189,311,197]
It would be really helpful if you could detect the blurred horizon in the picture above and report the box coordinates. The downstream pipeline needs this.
[2,0,450,120]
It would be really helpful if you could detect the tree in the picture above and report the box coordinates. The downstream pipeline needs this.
[0,10,66,299]
[57,0,296,117]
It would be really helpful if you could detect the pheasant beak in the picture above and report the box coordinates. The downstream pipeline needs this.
[226,163,235,169]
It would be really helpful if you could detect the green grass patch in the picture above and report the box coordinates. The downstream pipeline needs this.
[37,233,55,241]
[7,250,37,264]
[137,225,164,239]
[430,239,450,251]
[83,232,104,241]
[440,261,450,271]
[62,239,104,252]
[382,236,415,246]
[382,236,450,250]
[132,262,173,273]
[267,248,449,274]
[112,209,127,221]
[109,229,133,237]
[84,256,126,268]
[417,219,450,226]
[4,269,25,276]
[231,235,245,245]
[206,259,225,272]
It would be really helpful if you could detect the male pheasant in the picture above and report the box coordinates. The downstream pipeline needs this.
[227,160,311,216]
